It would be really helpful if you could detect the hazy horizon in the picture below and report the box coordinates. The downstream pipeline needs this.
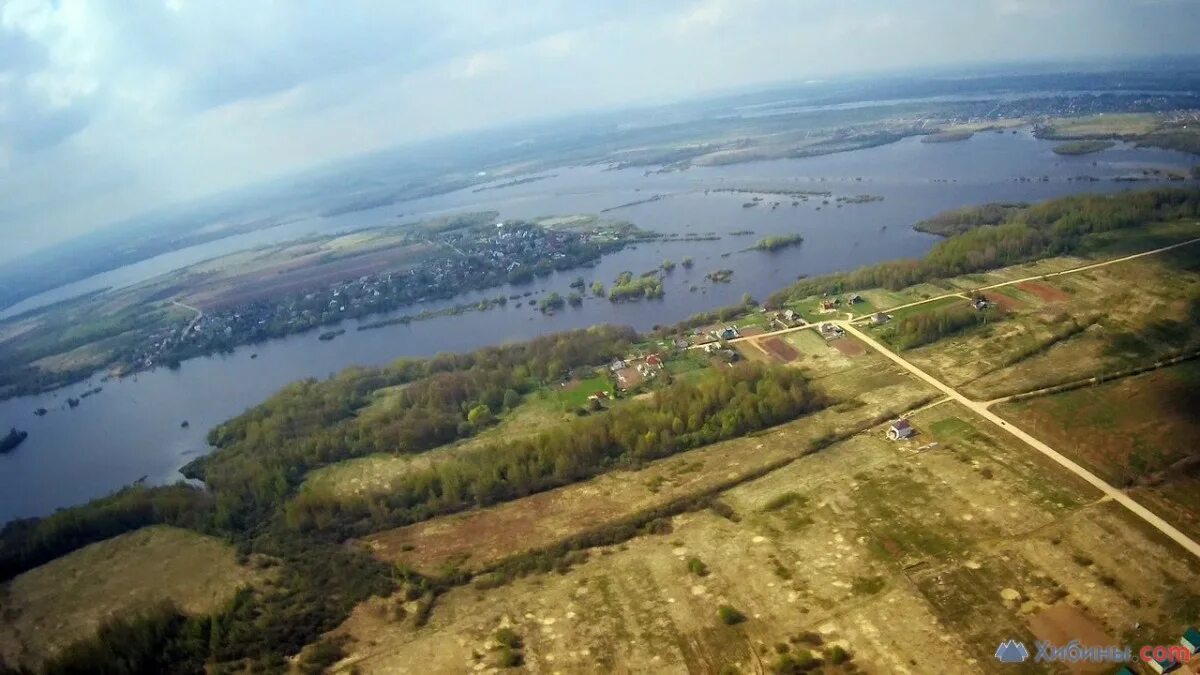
[2,0,1199,262]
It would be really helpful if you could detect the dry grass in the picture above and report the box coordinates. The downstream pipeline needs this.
[332,400,1200,674]
[998,359,1200,539]
[0,526,256,669]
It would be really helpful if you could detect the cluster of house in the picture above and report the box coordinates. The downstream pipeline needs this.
[132,222,605,371]
[610,353,664,391]
[819,294,864,312]
[769,309,801,329]
[709,325,741,342]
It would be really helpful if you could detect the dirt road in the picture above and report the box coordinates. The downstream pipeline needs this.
[172,299,204,334]
[851,235,1200,324]
[839,320,1200,560]
[694,236,1200,356]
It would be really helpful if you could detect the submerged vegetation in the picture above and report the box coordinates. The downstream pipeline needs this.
[1052,140,1115,155]
[754,234,804,251]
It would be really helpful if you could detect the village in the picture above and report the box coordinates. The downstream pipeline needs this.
[116,221,637,372]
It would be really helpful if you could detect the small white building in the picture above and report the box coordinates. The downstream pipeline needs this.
[887,419,914,440]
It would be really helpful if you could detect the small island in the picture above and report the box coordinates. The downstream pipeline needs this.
[922,130,973,143]
[706,269,734,283]
[1,427,29,454]
[1052,140,1115,155]
[317,329,346,342]
[754,234,804,251]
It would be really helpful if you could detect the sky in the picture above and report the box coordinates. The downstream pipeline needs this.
[0,0,1197,261]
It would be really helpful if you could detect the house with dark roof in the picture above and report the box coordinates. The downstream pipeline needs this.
[887,419,914,440]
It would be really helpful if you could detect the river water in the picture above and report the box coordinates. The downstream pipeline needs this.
[1,128,1196,523]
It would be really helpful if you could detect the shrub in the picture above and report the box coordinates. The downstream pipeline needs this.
[687,557,710,577]
[717,605,746,625]
[762,491,806,512]
[851,576,885,595]
[772,649,819,673]
[494,627,523,649]
[827,645,850,664]
[708,500,740,521]
[496,646,523,668]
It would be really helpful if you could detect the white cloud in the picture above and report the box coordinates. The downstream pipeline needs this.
[0,0,1196,261]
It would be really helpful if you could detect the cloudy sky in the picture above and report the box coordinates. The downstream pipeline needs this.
[0,0,1197,260]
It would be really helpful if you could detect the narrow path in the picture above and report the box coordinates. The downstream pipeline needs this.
[172,299,204,334]
[851,235,1200,324]
[983,349,1200,406]
[839,320,1200,560]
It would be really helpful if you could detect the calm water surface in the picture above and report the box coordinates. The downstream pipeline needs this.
[1,129,1196,523]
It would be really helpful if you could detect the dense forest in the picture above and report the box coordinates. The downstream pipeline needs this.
[769,187,1200,307]
[188,325,637,530]
[284,361,827,534]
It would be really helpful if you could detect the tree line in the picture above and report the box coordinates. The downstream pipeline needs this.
[283,361,828,535]
[768,187,1200,307]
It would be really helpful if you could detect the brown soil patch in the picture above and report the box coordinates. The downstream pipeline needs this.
[738,326,766,338]
[1027,603,1113,675]
[1017,281,1071,303]
[187,243,433,309]
[987,289,1026,311]
[759,337,799,363]
[830,336,867,357]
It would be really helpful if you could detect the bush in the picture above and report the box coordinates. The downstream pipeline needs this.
[761,491,805,512]
[772,649,819,674]
[687,557,710,577]
[496,646,523,668]
[299,637,348,675]
[827,645,850,665]
[494,627,523,649]
[708,499,739,521]
[717,605,746,625]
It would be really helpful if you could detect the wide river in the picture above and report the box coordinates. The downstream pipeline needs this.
[2,128,1197,523]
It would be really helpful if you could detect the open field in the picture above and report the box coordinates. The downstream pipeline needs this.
[334,399,1200,674]
[0,526,257,669]
[306,399,566,500]
[997,359,1200,541]
[1037,113,1163,139]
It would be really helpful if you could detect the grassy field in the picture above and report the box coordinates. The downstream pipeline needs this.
[333,398,1200,674]
[0,526,257,669]
[997,359,1200,540]
[1038,113,1163,138]
[862,229,1200,400]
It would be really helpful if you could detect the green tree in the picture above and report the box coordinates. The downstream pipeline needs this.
[467,404,493,427]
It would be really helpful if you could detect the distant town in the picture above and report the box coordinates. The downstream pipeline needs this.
[120,221,645,372]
